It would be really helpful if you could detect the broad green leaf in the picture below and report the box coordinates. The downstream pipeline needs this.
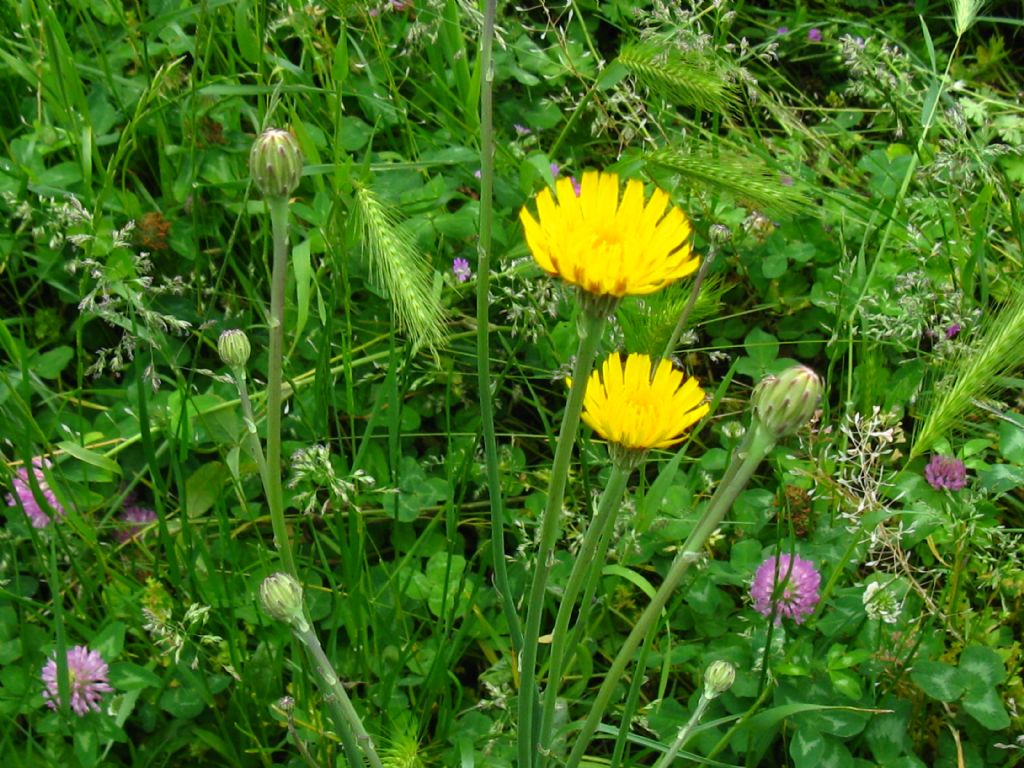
[960,644,1005,691]
[790,728,825,765]
[34,346,73,379]
[829,669,864,701]
[109,662,162,691]
[910,660,964,702]
[962,688,1011,730]
[73,726,99,768]
[185,461,226,518]
[159,686,206,719]
[865,700,910,762]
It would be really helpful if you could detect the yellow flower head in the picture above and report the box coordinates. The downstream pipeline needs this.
[579,353,709,451]
[519,171,698,298]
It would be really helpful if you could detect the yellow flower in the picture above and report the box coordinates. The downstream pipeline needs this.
[579,353,709,451]
[519,171,698,298]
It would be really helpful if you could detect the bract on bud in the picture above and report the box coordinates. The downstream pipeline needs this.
[259,572,308,632]
[218,329,251,369]
[751,365,822,438]
[249,129,303,199]
[703,660,736,698]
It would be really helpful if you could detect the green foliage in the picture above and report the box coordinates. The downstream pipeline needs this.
[2,0,1023,766]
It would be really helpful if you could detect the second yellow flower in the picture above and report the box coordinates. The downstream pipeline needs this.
[579,353,709,451]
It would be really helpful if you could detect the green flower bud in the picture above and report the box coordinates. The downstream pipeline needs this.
[218,329,251,369]
[752,365,822,438]
[259,572,308,631]
[249,129,303,199]
[702,660,736,699]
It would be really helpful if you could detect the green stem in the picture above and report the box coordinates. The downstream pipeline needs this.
[266,196,297,576]
[232,369,273,504]
[662,250,715,362]
[564,421,777,768]
[518,309,607,768]
[652,692,712,768]
[539,462,633,758]
[295,625,385,768]
[610,622,656,768]
[705,681,773,762]
[476,0,520,653]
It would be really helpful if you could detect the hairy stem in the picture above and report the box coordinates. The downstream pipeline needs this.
[295,625,384,768]
[564,421,776,767]
[539,462,632,759]
[476,0,521,653]
[518,310,606,768]
[266,196,297,576]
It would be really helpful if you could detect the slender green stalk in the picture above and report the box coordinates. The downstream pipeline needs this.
[476,0,520,653]
[231,369,274,505]
[266,196,297,576]
[295,625,385,768]
[564,421,777,768]
[652,692,713,768]
[662,250,715,361]
[539,462,632,758]
[518,309,607,768]
[610,622,656,768]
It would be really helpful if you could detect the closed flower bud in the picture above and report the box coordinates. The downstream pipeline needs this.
[218,329,251,369]
[703,660,736,698]
[249,129,303,199]
[752,365,821,438]
[260,572,308,632]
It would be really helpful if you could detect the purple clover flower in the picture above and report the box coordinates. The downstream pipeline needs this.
[807,28,823,42]
[751,554,821,624]
[452,257,472,283]
[946,323,962,339]
[41,645,113,716]
[6,458,64,528]
[925,455,967,491]
[116,504,158,543]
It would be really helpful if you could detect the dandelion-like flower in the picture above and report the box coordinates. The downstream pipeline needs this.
[519,171,697,302]
[751,554,820,624]
[925,455,967,491]
[577,353,709,455]
[41,645,113,716]
[116,504,158,543]
[6,458,64,528]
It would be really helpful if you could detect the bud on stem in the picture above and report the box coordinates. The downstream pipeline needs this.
[751,365,822,438]
[218,329,251,370]
[260,572,309,632]
[249,129,303,200]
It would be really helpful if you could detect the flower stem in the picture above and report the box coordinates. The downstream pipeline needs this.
[563,420,777,768]
[295,625,385,768]
[652,692,713,768]
[539,462,632,758]
[518,309,606,768]
[662,249,715,361]
[266,195,297,576]
[232,369,274,502]
[476,0,521,653]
